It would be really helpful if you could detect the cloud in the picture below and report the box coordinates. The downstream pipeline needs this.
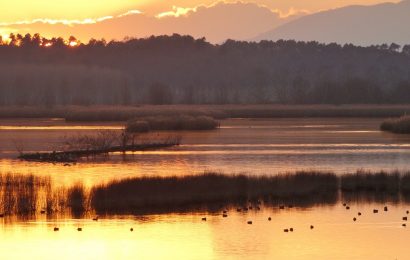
[275,7,311,18]
[0,16,114,27]
[118,10,143,18]
[156,6,197,18]
[0,1,306,43]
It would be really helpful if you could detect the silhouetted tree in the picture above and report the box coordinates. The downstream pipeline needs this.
[148,83,173,105]
[0,33,409,105]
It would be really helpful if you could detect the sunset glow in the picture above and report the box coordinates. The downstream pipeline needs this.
[0,0,401,43]
[2,1,410,259]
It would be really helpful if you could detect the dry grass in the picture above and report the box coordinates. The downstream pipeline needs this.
[90,172,338,214]
[0,173,87,216]
[3,170,410,217]
[341,170,400,194]
[2,105,410,121]
[380,115,410,134]
[0,174,50,215]
[67,183,87,216]
[126,115,219,132]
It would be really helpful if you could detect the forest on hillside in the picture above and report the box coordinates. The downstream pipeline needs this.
[1,33,410,106]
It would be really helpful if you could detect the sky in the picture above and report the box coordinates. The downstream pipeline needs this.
[0,0,398,22]
[0,0,401,43]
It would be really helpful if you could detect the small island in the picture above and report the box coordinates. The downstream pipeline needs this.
[380,115,410,134]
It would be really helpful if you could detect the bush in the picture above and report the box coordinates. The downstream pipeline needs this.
[380,115,410,133]
[125,121,150,133]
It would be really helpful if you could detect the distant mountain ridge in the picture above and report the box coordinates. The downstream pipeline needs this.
[254,0,410,46]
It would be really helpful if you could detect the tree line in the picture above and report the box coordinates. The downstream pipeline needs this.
[1,33,410,106]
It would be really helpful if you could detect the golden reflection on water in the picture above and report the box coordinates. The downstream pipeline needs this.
[0,126,123,130]
[1,204,410,259]
[2,117,410,187]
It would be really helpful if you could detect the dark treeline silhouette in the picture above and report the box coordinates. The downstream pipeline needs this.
[1,33,410,106]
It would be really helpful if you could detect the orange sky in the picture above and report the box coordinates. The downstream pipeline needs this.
[0,0,401,43]
[0,0,399,22]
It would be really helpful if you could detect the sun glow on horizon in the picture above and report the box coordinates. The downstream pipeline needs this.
[0,0,403,44]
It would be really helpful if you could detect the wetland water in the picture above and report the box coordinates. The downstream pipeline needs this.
[1,117,410,186]
[1,117,410,259]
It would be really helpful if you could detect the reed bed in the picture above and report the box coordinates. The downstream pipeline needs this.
[0,174,51,215]
[340,170,401,194]
[4,170,410,217]
[0,173,88,216]
[67,183,87,216]
[341,171,402,203]
[380,115,410,134]
[126,115,219,133]
[2,105,410,121]
[90,172,338,214]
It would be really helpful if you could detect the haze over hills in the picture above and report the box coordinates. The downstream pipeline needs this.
[0,2,302,43]
[255,0,410,46]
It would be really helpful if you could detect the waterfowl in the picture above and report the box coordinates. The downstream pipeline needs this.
[384,206,388,212]
[247,221,253,225]
[40,210,46,214]
[223,210,228,214]
[310,225,314,229]
[403,223,407,227]
[358,212,362,216]
[222,214,228,218]
[92,216,99,221]
[202,217,207,221]
[268,217,272,221]
[279,205,285,209]
[353,217,357,221]
[373,209,378,213]
[403,217,408,221]
[346,206,350,210]
[77,228,82,231]
[284,229,289,232]
[289,228,294,232]
[53,227,59,231]
[237,208,242,212]
[407,210,409,214]
[343,203,347,207]
[130,228,134,232]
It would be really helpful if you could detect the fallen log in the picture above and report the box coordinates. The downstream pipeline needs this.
[18,142,179,163]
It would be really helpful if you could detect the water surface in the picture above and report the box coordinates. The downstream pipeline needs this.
[1,118,410,186]
[1,203,409,259]
[1,117,410,259]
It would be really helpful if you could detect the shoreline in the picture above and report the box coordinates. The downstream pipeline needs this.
[1,104,410,121]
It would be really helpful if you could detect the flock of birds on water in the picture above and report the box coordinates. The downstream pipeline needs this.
[52,216,135,232]
[49,201,410,232]
[199,201,410,233]
[340,203,410,228]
